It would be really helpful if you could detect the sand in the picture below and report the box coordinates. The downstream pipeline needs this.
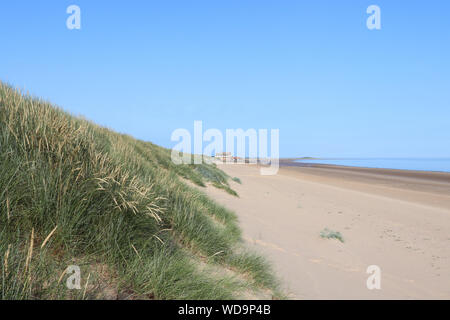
[203,162,450,299]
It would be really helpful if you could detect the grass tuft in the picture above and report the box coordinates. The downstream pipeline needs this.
[320,228,344,243]
[232,177,242,184]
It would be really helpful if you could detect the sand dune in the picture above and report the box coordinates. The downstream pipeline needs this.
[203,163,450,299]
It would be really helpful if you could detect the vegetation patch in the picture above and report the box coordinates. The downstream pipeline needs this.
[232,177,242,184]
[0,82,281,299]
[320,228,344,243]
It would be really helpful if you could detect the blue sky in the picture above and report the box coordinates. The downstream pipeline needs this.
[1,0,449,158]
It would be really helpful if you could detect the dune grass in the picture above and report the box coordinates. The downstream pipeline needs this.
[0,82,281,300]
[320,228,344,243]
[231,177,242,184]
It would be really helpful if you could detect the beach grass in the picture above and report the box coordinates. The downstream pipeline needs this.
[320,228,344,243]
[0,82,281,300]
[232,177,242,184]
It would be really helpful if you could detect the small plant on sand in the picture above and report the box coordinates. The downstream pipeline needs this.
[232,177,242,184]
[320,228,344,243]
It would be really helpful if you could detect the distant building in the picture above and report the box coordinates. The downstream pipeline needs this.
[214,152,232,162]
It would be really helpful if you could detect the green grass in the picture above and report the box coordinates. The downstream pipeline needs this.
[0,82,281,300]
[320,228,344,243]
[231,177,242,184]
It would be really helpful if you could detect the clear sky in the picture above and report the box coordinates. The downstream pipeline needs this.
[1,0,449,158]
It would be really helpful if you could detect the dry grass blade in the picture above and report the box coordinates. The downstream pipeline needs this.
[153,234,164,245]
[4,244,11,274]
[6,196,10,222]
[41,225,58,249]
[58,266,69,284]
[210,251,224,258]
[131,244,142,260]
[24,228,34,273]
[82,273,91,300]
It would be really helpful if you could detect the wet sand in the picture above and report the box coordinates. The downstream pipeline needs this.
[203,162,450,299]
[280,160,450,210]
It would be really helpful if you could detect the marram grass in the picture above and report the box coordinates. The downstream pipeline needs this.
[320,228,344,243]
[0,82,282,300]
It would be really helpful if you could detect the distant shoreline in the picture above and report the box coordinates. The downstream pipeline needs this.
[280,158,450,176]
[278,159,450,198]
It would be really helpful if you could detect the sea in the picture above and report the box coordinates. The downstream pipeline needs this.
[294,158,450,173]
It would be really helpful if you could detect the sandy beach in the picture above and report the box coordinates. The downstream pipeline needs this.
[204,162,450,299]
